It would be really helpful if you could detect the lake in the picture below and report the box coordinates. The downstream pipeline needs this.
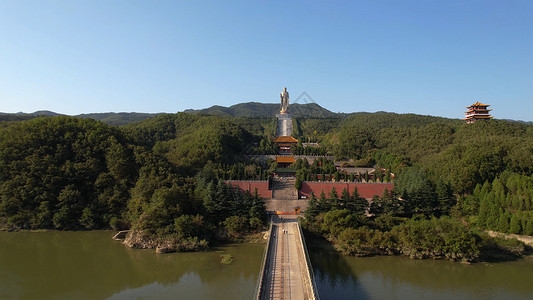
[1,231,532,299]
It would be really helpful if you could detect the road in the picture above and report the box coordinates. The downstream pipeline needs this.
[262,216,311,300]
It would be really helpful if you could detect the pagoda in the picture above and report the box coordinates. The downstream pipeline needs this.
[464,101,493,124]
[273,136,298,154]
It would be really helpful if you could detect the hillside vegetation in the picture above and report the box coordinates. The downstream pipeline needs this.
[294,112,533,261]
[0,108,532,259]
[0,114,269,250]
[184,102,337,118]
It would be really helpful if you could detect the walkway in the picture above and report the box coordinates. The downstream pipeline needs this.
[257,215,317,300]
[276,114,293,137]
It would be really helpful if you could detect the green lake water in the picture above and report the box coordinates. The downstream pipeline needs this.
[1,231,532,299]
[0,231,263,300]
[309,246,533,300]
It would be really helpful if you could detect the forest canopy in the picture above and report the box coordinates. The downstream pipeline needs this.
[1,109,532,255]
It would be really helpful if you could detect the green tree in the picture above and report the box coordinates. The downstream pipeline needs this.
[509,215,521,234]
[525,219,533,235]
[295,177,302,190]
[306,193,320,219]
[497,211,510,233]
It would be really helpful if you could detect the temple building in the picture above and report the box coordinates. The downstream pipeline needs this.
[273,136,298,154]
[275,156,295,168]
[464,101,493,124]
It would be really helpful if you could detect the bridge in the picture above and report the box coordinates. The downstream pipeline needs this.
[255,215,319,300]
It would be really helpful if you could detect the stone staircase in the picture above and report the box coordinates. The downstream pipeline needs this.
[272,178,297,200]
[276,114,293,137]
[265,178,310,213]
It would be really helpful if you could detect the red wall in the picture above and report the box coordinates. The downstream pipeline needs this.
[300,182,394,199]
[226,181,272,199]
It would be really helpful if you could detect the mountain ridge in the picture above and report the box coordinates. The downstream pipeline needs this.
[184,102,338,118]
[3,102,531,125]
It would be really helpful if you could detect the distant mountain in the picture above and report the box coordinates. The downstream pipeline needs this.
[76,112,160,126]
[184,102,338,118]
[0,111,159,126]
[27,110,63,116]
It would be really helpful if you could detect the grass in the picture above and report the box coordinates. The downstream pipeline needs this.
[220,253,234,265]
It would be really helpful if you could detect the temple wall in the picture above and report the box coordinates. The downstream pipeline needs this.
[226,181,272,199]
[299,182,394,199]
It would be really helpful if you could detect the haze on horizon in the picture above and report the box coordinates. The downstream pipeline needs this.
[1,1,532,121]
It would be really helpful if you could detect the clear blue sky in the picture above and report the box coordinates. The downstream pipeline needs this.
[1,1,532,121]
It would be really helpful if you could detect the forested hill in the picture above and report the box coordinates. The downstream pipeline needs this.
[184,102,338,118]
[1,110,533,257]
[1,102,336,125]
[0,111,159,126]
[76,112,160,126]
[0,114,268,234]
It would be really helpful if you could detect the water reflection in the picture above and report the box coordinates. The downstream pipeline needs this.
[309,246,369,300]
[2,231,532,300]
[0,231,263,300]
[308,243,533,300]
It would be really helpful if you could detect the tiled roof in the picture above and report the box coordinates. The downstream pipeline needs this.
[299,182,394,199]
[276,156,295,163]
[274,136,298,143]
[466,101,490,108]
[226,181,272,199]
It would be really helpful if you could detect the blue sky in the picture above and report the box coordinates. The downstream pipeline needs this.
[1,1,532,121]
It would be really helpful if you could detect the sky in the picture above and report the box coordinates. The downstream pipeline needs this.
[1,1,532,121]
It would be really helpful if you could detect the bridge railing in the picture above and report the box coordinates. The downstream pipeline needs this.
[254,216,273,300]
[297,221,320,300]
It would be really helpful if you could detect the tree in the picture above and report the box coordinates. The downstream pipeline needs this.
[349,186,368,215]
[295,177,302,190]
[497,211,510,233]
[306,193,320,219]
[329,187,339,209]
[369,196,384,216]
[339,188,351,209]
[436,179,455,216]
[318,191,330,212]
[525,219,533,236]
[224,215,249,237]
[509,215,521,234]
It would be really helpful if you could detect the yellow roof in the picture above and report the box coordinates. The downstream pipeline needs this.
[276,156,295,163]
[273,136,298,143]
[466,101,490,108]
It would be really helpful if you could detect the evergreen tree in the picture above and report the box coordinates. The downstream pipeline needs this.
[486,202,500,230]
[295,177,302,190]
[349,186,368,215]
[525,219,533,235]
[306,193,320,219]
[509,214,521,234]
[497,211,510,233]
[369,195,384,215]
[436,179,455,216]
[339,188,351,209]
[318,191,330,212]
[329,187,339,210]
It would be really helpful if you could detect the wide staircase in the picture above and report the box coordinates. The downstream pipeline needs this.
[272,178,298,200]
[265,178,310,214]
[276,114,293,137]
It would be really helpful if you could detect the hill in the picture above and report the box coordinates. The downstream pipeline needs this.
[184,102,338,118]
[0,111,159,126]
[76,112,159,126]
